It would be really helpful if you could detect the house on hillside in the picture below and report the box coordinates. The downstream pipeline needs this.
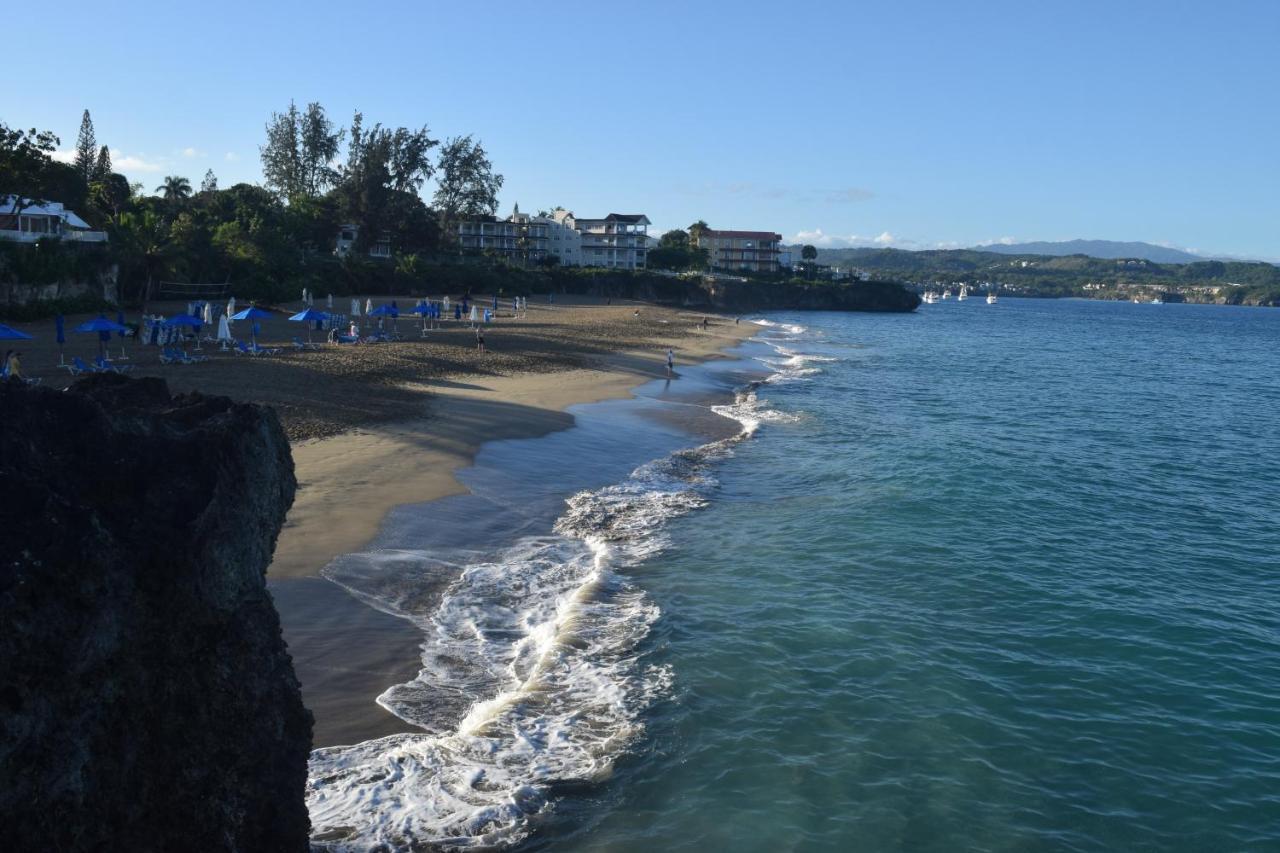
[457,205,550,264]
[334,224,392,259]
[697,229,782,273]
[574,213,650,270]
[0,196,107,243]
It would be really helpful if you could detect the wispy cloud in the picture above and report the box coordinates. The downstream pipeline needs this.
[975,236,1017,246]
[224,151,239,162]
[823,187,876,204]
[181,147,205,158]
[792,228,914,249]
[51,147,164,173]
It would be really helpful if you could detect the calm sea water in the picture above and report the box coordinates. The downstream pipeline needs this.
[552,299,1280,851]
[308,299,1280,851]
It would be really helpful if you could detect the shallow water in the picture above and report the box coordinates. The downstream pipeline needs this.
[308,300,1280,851]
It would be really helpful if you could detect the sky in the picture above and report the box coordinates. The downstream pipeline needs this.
[6,0,1279,258]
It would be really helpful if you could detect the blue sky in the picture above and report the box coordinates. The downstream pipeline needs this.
[7,0,1278,258]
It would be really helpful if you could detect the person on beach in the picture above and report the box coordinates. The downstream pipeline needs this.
[476,327,486,352]
[7,351,22,379]
[666,348,675,377]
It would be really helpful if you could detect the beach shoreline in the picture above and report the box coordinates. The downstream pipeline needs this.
[261,307,755,746]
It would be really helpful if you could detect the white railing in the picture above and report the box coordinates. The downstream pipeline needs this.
[0,229,108,243]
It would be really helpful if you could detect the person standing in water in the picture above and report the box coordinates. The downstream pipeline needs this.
[666,348,675,377]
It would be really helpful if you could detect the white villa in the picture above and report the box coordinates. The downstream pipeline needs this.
[573,213,650,270]
[0,196,107,243]
[334,224,391,259]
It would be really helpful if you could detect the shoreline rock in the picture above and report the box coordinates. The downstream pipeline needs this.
[0,374,311,851]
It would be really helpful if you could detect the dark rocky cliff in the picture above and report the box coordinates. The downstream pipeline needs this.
[552,271,920,313]
[0,375,311,851]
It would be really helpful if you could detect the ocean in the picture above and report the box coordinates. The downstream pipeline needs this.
[306,298,1280,851]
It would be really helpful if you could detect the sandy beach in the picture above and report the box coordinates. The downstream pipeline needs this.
[5,295,754,745]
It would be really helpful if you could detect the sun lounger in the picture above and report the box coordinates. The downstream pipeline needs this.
[292,336,322,351]
[94,356,134,374]
[335,334,359,344]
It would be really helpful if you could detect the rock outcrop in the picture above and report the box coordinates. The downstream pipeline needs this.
[0,374,311,851]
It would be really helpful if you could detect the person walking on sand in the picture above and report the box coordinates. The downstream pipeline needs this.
[476,326,486,352]
[666,348,675,378]
[6,350,22,379]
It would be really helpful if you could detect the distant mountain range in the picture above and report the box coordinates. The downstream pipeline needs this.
[974,240,1203,264]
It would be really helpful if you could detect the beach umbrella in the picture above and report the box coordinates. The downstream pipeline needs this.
[351,297,360,317]
[0,322,33,340]
[288,308,329,343]
[227,296,237,318]
[217,315,232,349]
[230,306,272,347]
[327,293,333,310]
[365,298,373,315]
[76,315,127,358]
[406,302,431,335]
[55,314,65,364]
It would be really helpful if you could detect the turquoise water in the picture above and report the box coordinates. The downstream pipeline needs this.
[550,300,1280,851]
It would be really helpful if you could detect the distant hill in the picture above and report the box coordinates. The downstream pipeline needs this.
[976,240,1202,264]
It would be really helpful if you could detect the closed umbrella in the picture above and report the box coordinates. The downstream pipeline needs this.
[351,297,360,317]
[288,308,329,344]
[55,314,65,364]
[217,315,233,349]
[116,310,129,359]
[365,298,373,315]
[227,296,237,318]
[327,293,333,310]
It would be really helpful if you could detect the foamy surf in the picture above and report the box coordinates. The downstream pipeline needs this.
[306,327,825,850]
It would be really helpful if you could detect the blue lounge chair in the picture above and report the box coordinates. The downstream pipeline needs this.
[95,355,133,374]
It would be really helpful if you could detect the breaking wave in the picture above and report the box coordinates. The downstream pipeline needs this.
[307,323,820,850]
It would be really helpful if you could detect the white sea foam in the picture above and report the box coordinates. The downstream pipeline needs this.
[306,332,820,850]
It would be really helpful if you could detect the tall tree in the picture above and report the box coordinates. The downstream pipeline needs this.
[109,209,172,314]
[73,110,97,182]
[261,101,303,200]
[92,145,112,182]
[688,220,710,246]
[200,169,218,193]
[801,244,818,261]
[261,101,344,201]
[336,112,437,251]
[156,175,193,201]
[0,123,61,216]
[433,135,503,242]
[299,102,342,197]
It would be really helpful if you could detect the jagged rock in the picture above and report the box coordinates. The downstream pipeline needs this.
[0,374,311,851]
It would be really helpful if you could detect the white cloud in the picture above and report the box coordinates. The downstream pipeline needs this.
[224,151,239,162]
[51,147,163,173]
[791,228,915,249]
[181,147,205,158]
[975,236,1017,246]
[824,187,876,204]
[113,150,164,173]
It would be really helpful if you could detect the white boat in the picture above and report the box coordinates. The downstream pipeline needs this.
[922,291,938,304]
[942,289,952,300]
[986,292,998,304]
[1151,297,1163,305]
[957,286,969,301]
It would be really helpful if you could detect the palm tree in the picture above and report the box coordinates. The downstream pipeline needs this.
[155,175,193,201]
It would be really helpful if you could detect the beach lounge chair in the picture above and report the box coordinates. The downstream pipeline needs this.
[335,334,359,344]
[95,356,134,374]
[73,356,102,374]
[60,359,86,376]
[235,341,261,357]
[160,348,180,365]
[249,342,280,356]
[292,336,321,351]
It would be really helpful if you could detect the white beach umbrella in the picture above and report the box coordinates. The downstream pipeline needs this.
[365,298,373,315]
[327,293,334,310]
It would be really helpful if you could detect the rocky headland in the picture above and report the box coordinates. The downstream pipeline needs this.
[0,374,311,851]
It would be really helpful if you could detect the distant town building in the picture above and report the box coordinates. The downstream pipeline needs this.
[0,196,107,243]
[335,224,391,258]
[536,208,583,267]
[697,229,783,273]
[573,213,650,270]
[457,204,550,263]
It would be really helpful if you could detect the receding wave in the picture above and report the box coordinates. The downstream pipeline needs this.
[306,323,822,850]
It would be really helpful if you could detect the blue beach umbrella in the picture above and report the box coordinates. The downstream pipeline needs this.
[163,314,204,350]
[288,308,329,343]
[0,322,33,340]
[76,315,127,358]
[230,306,273,347]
